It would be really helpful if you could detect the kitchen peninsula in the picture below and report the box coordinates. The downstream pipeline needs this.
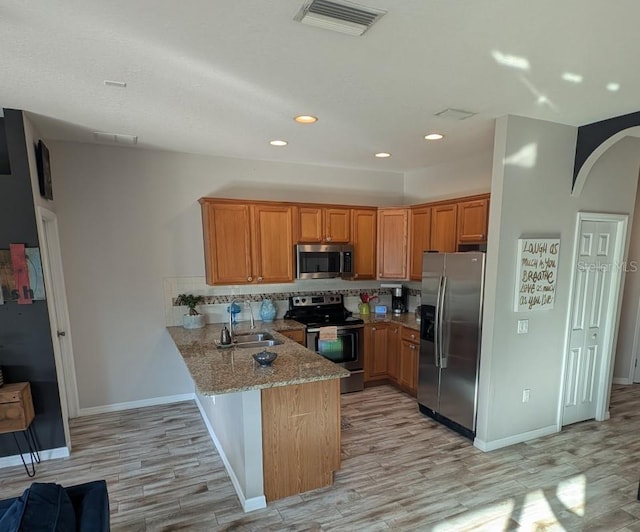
[167,321,349,512]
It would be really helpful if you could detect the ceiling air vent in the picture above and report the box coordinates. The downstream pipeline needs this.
[294,0,387,36]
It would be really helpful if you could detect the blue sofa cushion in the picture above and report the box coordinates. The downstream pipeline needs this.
[65,480,110,530]
[0,482,76,532]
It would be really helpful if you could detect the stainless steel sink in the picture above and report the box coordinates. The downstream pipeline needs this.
[233,332,283,349]
[234,332,275,342]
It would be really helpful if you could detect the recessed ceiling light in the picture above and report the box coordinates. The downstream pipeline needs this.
[424,133,444,141]
[607,82,620,92]
[375,152,391,158]
[270,140,288,146]
[294,115,318,124]
[562,72,583,84]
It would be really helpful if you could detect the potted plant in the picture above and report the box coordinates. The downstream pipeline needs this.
[175,293,206,329]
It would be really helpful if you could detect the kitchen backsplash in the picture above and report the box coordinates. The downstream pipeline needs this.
[164,277,421,326]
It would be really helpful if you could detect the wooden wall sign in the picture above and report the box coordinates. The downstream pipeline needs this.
[0,245,45,304]
[514,238,560,312]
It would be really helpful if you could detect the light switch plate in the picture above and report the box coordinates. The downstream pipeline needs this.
[517,319,529,334]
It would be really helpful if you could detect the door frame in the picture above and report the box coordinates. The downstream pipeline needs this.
[36,207,79,443]
[557,211,628,429]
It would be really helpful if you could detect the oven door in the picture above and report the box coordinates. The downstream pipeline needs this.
[307,325,364,393]
[306,325,363,371]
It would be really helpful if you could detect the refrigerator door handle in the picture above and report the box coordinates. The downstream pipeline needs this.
[434,275,443,367]
[439,276,447,369]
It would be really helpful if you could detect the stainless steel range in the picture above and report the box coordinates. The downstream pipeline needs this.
[284,294,364,393]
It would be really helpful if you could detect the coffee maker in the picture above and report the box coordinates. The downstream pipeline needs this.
[382,283,408,314]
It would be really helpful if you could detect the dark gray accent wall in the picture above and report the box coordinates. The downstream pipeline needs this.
[0,109,65,457]
[573,110,640,186]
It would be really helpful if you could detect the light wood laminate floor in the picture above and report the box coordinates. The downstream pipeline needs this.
[0,384,639,531]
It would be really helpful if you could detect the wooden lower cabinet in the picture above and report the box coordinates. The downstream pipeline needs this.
[364,324,419,396]
[261,379,341,501]
[399,340,419,396]
[275,328,306,346]
[387,325,400,383]
[364,323,389,382]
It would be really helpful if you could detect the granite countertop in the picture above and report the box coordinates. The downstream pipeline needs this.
[358,313,421,331]
[167,320,348,396]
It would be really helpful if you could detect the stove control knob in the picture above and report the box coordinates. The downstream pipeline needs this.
[301,298,306,304]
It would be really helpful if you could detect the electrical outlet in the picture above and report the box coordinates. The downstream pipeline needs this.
[522,389,531,403]
[517,319,529,334]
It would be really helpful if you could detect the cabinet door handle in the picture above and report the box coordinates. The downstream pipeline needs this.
[326,236,332,242]
[372,327,376,331]
[257,277,263,283]
[409,344,416,350]
[247,276,253,282]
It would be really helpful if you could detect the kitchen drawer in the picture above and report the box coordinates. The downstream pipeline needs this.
[276,329,306,346]
[0,382,35,434]
[401,326,420,344]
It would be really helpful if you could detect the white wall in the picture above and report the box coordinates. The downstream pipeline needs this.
[49,141,404,409]
[614,178,640,383]
[196,390,264,510]
[403,151,493,204]
[477,115,640,450]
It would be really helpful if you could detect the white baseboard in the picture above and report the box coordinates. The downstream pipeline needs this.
[612,377,632,385]
[77,393,195,417]
[194,394,266,513]
[0,446,70,470]
[474,424,558,452]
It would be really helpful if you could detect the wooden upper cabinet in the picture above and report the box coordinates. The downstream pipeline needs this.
[298,207,324,243]
[351,208,377,280]
[201,202,253,285]
[252,204,294,283]
[297,206,350,243]
[200,199,294,285]
[378,208,409,279]
[457,197,489,243]
[430,203,458,253]
[325,208,350,243]
[409,206,431,281]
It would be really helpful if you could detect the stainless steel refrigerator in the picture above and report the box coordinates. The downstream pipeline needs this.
[418,251,485,439]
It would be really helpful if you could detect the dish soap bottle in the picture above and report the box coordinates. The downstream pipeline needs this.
[259,299,276,322]
[220,325,232,345]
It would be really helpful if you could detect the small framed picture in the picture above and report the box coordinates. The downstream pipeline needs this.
[36,140,53,200]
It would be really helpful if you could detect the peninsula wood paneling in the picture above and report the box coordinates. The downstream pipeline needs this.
[261,379,340,501]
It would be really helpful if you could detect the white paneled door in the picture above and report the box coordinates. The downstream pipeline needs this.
[563,220,619,426]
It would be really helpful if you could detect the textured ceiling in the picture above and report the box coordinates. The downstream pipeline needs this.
[2,0,639,172]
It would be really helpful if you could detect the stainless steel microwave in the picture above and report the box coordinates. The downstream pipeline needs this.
[295,244,355,280]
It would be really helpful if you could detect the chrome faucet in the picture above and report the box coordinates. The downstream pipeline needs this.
[245,300,256,330]
[228,298,256,336]
[229,298,241,337]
